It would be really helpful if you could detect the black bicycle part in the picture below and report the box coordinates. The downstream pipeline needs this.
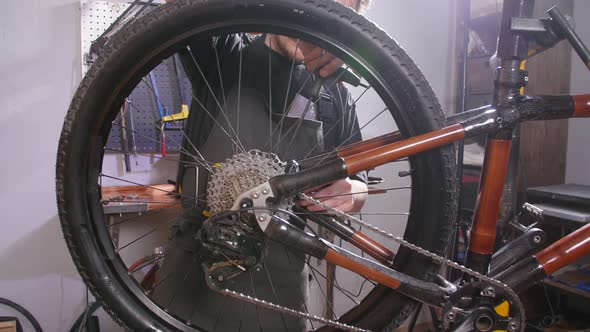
[442,281,521,332]
[489,227,545,276]
[198,211,266,283]
[87,0,157,64]
[547,6,590,68]
[0,297,43,332]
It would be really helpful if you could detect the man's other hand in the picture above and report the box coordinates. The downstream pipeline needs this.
[299,178,368,213]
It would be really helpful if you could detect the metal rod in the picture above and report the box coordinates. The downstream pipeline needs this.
[449,0,470,276]
[548,6,590,69]
[119,103,132,172]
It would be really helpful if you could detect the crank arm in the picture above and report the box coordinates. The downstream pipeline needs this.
[266,214,454,307]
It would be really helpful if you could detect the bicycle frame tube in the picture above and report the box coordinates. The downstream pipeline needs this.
[465,0,533,273]
[268,111,497,198]
[463,137,512,272]
[269,92,590,200]
[264,214,452,307]
[574,94,590,117]
[493,223,590,293]
[341,124,465,174]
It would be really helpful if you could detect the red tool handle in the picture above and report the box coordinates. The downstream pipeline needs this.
[161,132,167,157]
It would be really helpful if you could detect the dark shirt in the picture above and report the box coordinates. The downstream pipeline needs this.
[177,33,365,198]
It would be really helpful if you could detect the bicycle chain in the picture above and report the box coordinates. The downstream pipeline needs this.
[208,282,370,332]
[206,192,526,332]
[299,193,525,332]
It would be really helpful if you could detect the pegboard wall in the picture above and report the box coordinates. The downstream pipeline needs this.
[81,1,130,74]
[81,1,191,154]
[106,59,192,153]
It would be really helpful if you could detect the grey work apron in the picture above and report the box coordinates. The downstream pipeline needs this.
[153,87,325,331]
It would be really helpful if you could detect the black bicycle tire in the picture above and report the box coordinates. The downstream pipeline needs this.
[56,0,457,331]
[0,297,43,332]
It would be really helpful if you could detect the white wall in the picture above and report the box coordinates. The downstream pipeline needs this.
[566,0,590,185]
[0,0,121,331]
[0,0,456,331]
[365,0,458,115]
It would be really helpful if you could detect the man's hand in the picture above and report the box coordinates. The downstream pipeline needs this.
[266,36,344,78]
[299,41,344,78]
[299,178,368,213]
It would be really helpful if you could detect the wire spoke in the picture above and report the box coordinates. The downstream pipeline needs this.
[299,84,372,162]
[125,94,215,173]
[214,47,228,122]
[335,83,347,121]
[213,43,237,156]
[165,267,193,311]
[268,34,274,156]
[277,68,351,158]
[248,271,264,331]
[110,120,213,172]
[263,62,319,151]
[347,212,410,216]
[305,257,342,315]
[262,264,288,330]
[117,217,176,252]
[237,33,244,149]
[306,257,359,307]
[279,97,318,160]
[300,211,409,217]
[339,106,392,149]
[211,294,229,331]
[103,200,182,205]
[129,254,167,274]
[306,186,412,200]
[283,250,316,330]
[151,271,175,292]
[237,302,247,332]
[105,148,211,169]
[188,87,248,156]
[274,38,301,155]
[186,45,247,154]
[309,103,388,169]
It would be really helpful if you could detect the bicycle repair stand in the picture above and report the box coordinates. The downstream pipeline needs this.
[420,1,590,331]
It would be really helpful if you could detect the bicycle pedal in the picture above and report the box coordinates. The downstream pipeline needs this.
[519,202,544,225]
[490,227,546,276]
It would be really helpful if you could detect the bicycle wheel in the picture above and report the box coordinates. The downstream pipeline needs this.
[56,0,457,331]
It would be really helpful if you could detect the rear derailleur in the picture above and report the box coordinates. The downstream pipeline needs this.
[197,210,266,284]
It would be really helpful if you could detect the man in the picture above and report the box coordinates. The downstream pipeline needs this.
[157,0,372,330]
